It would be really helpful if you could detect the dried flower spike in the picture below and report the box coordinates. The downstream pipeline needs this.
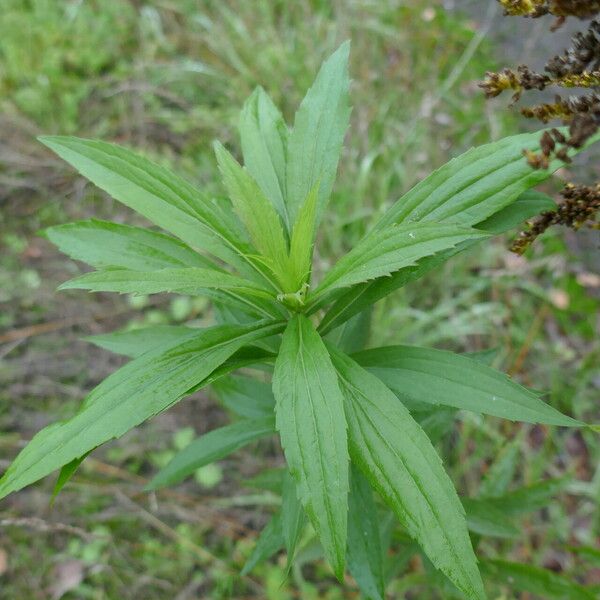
[511,183,600,253]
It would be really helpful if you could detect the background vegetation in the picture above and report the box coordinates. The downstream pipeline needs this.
[0,1,598,598]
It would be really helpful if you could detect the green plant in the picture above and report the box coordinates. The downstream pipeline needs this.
[1,42,598,599]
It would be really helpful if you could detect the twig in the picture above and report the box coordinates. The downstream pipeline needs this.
[0,517,99,542]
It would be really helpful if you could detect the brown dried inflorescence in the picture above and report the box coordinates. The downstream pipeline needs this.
[511,183,600,253]
[499,1,600,20]
[480,66,550,100]
[545,20,600,75]
[481,4,599,252]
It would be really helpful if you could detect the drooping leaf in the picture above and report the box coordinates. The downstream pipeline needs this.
[86,325,199,358]
[354,345,581,426]
[281,471,305,566]
[241,512,285,575]
[481,559,596,600]
[272,315,349,579]
[286,42,351,226]
[45,219,215,271]
[329,347,485,600]
[0,320,283,500]
[239,86,289,228]
[461,498,519,539]
[375,129,600,229]
[148,417,275,490]
[212,374,275,419]
[347,467,386,600]
[311,223,487,302]
[214,141,290,289]
[38,136,264,280]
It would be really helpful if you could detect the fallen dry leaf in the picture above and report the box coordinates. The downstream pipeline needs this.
[49,560,85,600]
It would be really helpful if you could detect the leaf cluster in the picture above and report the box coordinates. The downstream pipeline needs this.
[1,42,598,599]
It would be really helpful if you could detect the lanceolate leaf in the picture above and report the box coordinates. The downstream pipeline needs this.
[481,559,596,600]
[347,467,386,600]
[239,86,289,228]
[148,417,275,490]
[375,129,600,229]
[38,136,264,281]
[272,315,349,579]
[354,345,580,426]
[311,223,487,302]
[214,141,290,289]
[286,41,351,226]
[0,320,283,500]
[329,347,485,600]
[45,219,215,271]
[59,267,275,300]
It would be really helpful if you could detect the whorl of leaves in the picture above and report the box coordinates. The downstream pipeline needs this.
[481,4,600,252]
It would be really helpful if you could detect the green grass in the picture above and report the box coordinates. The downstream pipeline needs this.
[1,1,598,598]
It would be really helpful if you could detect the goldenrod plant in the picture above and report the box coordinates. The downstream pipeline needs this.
[1,43,598,599]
